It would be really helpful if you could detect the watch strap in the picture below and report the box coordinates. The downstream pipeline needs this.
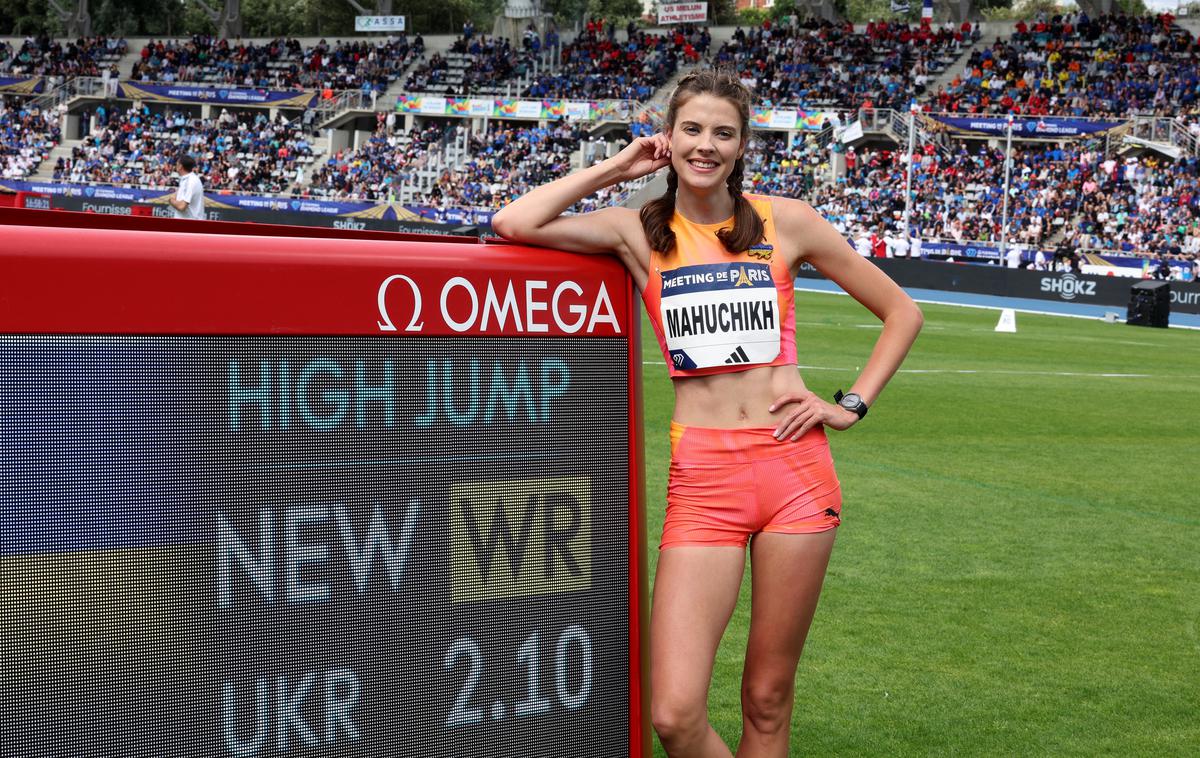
[834,389,869,419]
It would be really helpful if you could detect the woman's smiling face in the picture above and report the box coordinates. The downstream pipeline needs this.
[668,93,745,192]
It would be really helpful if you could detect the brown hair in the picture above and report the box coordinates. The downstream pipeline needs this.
[639,69,764,255]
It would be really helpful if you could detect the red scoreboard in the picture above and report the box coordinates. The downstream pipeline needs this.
[0,210,649,757]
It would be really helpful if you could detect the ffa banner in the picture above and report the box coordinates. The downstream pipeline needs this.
[117,82,317,108]
[0,76,45,95]
[396,95,633,122]
[927,114,1126,138]
[751,107,834,132]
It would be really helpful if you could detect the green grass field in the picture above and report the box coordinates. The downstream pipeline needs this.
[641,290,1200,757]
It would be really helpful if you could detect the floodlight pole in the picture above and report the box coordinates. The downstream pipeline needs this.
[902,101,917,244]
[999,113,1014,257]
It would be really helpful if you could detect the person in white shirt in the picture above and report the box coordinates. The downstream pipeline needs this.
[1005,241,1022,269]
[854,228,873,258]
[883,231,897,258]
[168,154,205,220]
[892,234,910,259]
[1033,249,1047,271]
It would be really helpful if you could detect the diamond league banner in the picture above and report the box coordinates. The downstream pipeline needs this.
[919,240,1003,262]
[927,114,1126,138]
[0,76,45,95]
[117,82,318,108]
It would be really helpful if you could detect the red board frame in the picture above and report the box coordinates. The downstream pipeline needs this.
[0,210,650,757]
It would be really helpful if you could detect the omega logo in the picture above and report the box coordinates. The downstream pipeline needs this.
[376,274,620,335]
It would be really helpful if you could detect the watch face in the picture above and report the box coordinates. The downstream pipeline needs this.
[840,393,862,408]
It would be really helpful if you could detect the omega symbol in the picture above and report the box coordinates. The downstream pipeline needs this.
[377,274,426,332]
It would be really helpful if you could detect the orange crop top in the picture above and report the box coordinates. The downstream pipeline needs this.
[642,194,797,377]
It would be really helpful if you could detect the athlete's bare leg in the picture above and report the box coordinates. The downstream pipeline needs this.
[651,545,746,758]
[736,530,837,758]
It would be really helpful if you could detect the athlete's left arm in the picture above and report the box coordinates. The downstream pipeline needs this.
[769,197,923,437]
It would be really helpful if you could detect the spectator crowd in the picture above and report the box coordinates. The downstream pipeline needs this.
[0,35,125,78]
[131,34,424,94]
[714,18,977,110]
[0,96,60,179]
[53,104,313,194]
[931,11,1197,117]
[4,12,1200,273]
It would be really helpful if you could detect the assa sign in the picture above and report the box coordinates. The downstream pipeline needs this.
[1040,273,1096,301]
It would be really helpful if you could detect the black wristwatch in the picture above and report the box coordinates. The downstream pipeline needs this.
[834,389,869,420]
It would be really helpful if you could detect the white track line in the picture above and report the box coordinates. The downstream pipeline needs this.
[640,360,1194,379]
[793,284,1200,331]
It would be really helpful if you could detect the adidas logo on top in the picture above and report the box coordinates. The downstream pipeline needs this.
[724,346,750,364]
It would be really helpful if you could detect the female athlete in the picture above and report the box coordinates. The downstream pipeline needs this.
[492,69,923,757]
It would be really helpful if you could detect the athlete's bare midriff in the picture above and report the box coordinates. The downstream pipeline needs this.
[669,364,810,427]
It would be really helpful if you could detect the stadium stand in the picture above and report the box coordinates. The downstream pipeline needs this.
[713,19,977,109]
[303,120,592,210]
[405,35,534,96]
[522,24,693,101]
[812,141,1094,246]
[54,105,314,194]
[816,138,1200,261]
[0,35,125,77]
[1066,152,1200,255]
[131,34,423,92]
[743,132,825,198]
[304,122,452,201]
[0,96,61,180]
[7,13,1200,272]
[930,12,1197,117]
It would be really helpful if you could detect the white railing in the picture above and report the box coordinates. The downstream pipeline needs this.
[1129,115,1199,156]
[31,76,105,111]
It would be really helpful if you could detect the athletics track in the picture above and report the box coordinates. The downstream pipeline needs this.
[793,279,1200,330]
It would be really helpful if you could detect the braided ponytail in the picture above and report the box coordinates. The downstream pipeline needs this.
[639,167,679,254]
[715,155,765,253]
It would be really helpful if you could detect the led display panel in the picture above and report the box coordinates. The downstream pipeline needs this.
[0,221,645,758]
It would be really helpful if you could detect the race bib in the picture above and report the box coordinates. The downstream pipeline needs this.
[659,262,781,370]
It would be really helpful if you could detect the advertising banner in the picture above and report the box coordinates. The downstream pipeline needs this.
[0,180,497,226]
[118,82,317,108]
[0,76,44,95]
[920,239,1004,262]
[355,14,406,31]
[927,114,1126,138]
[396,96,631,122]
[41,191,474,234]
[749,107,833,132]
[515,99,543,119]
[798,258,1200,315]
[658,2,707,23]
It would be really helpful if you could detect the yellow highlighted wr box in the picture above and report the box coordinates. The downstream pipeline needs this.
[451,476,591,602]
